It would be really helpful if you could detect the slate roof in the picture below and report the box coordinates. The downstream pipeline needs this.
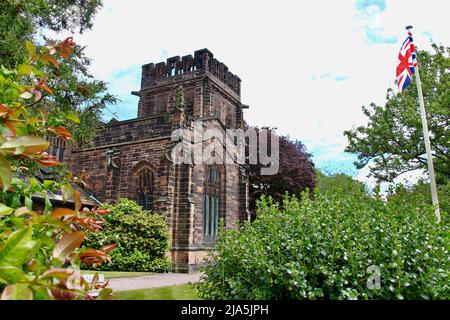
[21,168,101,208]
[32,183,100,208]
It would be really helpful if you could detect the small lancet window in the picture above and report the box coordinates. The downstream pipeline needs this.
[204,166,220,238]
[137,169,154,211]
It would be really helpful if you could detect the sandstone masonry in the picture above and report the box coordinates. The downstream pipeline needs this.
[66,49,250,272]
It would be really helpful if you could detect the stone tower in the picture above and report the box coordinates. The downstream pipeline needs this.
[67,49,250,272]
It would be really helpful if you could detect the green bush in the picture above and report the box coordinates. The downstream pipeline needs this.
[196,189,449,300]
[84,199,170,272]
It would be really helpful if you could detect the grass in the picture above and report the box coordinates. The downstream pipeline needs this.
[113,284,200,300]
[81,270,155,279]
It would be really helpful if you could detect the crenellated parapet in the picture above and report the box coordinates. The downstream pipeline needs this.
[141,49,241,96]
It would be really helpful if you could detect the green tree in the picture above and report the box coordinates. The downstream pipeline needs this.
[344,45,449,184]
[0,0,116,148]
[388,179,450,217]
[1,0,102,68]
[315,171,367,195]
[37,40,117,147]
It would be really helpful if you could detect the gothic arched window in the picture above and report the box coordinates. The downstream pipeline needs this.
[137,169,154,211]
[204,166,220,238]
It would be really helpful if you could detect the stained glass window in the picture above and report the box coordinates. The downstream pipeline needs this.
[137,169,154,211]
[204,166,220,238]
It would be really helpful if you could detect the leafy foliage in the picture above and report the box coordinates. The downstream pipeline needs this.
[315,171,367,195]
[344,45,449,184]
[84,199,171,273]
[0,38,113,300]
[37,40,118,148]
[248,133,316,213]
[0,190,115,300]
[0,0,117,148]
[0,0,103,68]
[0,38,77,187]
[196,190,449,300]
[388,179,450,220]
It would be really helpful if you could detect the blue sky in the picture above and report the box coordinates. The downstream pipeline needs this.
[57,0,449,185]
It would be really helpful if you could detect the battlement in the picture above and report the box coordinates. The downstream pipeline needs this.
[141,49,241,95]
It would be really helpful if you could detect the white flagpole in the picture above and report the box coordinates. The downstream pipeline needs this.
[406,26,441,223]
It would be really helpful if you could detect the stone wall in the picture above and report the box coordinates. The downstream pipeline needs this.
[135,68,242,130]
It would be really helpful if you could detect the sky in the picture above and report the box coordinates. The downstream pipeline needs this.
[55,0,450,187]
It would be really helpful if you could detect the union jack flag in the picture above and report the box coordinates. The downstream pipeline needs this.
[396,31,417,92]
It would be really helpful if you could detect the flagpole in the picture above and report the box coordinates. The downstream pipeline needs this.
[406,26,441,223]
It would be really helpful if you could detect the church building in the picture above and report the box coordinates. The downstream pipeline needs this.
[65,49,250,272]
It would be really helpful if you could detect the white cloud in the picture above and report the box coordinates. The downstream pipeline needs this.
[51,0,450,183]
[354,0,398,44]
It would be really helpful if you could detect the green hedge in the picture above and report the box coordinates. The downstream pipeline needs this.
[84,199,170,272]
[196,190,449,299]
